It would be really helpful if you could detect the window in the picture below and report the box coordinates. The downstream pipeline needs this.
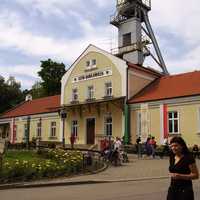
[71,120,78,137]
[91,59,96,66]
[87,85,94,99]
[72,88,78,101]
[168,111,179,134]
[86,59,96,69]
[105,82,112,97]
[137,112,142,137]
[123,32,131,46]
[36,122,42,137]
[24,124,27,139]
[86,61,90,67]
[104,116,112,136]
[50,122,56,137]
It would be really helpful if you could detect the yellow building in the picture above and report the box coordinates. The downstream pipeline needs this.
[60,44,127,147]
[1,45,200,147]
[0,95,61,145]
[0,44,161,147]
[129,71,200,146]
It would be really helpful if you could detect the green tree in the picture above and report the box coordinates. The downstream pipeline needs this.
[38,59,66,96]
[0,76,23,114]
[30,81,46,99]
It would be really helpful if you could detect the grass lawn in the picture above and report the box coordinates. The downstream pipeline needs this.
[4,150,47,163]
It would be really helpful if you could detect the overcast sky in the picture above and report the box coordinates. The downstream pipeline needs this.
[0,0,200,89]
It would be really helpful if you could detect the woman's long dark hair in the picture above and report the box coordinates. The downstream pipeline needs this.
[170,136,190,155]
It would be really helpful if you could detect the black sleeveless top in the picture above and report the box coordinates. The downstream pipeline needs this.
[169,153,195,188]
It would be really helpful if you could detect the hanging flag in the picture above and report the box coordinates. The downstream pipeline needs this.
[160,104,168,144]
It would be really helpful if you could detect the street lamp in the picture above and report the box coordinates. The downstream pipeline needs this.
[60,110,67,148]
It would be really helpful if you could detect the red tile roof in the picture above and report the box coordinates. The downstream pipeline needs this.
[0,95,60,119]
[129,71,200,104]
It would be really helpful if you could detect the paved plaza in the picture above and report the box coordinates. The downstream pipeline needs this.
[0,154,199,188]
[0,155,199,200]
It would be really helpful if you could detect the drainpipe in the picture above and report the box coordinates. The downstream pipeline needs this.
[124,67,130,145]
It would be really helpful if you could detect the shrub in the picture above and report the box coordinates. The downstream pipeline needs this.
[1,149,84,183]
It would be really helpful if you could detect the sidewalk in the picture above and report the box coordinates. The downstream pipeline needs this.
[0,155,199,190]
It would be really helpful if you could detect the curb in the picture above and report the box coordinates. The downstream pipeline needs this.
[0,176,169,190]
[0,162,109,191]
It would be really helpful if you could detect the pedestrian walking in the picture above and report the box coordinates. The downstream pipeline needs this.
[192,144,199,159]
[150,136,156,158]
[145,137,151,156]
[162,137,169,157]
[113,137,122,150]
[112,137,122,165]
[136,136,142,158]
[167,136,199,200]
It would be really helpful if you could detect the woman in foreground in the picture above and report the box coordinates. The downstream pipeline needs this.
[167,136,199,200]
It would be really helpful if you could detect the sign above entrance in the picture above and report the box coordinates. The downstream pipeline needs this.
[72,69,112,83]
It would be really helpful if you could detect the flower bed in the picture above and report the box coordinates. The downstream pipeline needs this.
[0,149,84,183]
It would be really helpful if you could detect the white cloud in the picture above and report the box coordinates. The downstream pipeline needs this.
[92,0,113,8]
[0,9,115,62]
[0,64,40,89]
[144,0,200,73]
[151,0,200,44]
[1,65,39,78]
[1,0,200,89]
[0,4,117,89]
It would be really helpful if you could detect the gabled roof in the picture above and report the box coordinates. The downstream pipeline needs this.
[129,71,200,104]
[61,44,128,104]
[128,62,164,77]
[0,95,60,119]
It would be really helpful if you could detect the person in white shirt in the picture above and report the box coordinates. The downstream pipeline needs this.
[114,137,122,150]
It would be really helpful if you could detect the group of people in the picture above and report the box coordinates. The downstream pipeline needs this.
[101,135,199,199]
[136,135,199,199]
[101,137,128,165]
[136,136,157,158]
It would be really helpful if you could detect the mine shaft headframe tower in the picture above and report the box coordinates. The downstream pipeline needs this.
[110,0,169,75]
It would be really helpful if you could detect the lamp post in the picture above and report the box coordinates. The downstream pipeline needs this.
[60,110,67,148]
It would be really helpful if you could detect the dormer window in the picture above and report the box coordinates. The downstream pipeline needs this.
[86,59,97,70]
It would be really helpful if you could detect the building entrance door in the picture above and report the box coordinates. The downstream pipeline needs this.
[86,118,95,144]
